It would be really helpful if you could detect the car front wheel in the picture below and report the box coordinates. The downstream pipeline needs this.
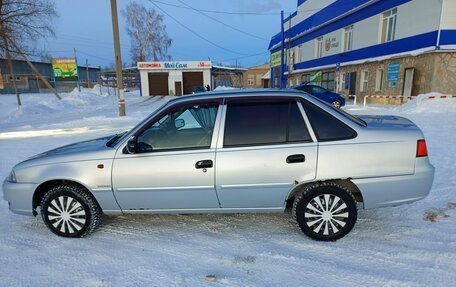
[40,184,103,237]
[292,182,357,241]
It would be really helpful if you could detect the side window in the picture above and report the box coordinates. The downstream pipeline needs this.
[312,86,327,94]
[301,99,357,141]
[137,103,219,152]
[289,102,312,142]
[223,101,312,147]
[301,86,311,93]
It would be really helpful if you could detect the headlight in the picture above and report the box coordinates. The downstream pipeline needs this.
[7,170,16,183]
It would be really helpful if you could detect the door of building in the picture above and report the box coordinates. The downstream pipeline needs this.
[175,81,182,96]
[28,78,39,93]
[349,72,357,95]
[183,72,203,95]
[148,72,169,96]
[403,68,415,97]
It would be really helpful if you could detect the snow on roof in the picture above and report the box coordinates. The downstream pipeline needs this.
[261,70,271,80]
[212,65,247,71]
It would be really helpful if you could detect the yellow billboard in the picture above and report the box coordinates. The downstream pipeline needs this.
[52,58,78,79]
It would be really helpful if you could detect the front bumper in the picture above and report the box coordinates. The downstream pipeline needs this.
[2,179,37,216]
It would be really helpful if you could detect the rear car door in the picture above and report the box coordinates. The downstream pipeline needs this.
[215,97,318,209]
[112,100,222,211]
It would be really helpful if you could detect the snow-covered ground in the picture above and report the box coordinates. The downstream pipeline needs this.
[0,89,455,287]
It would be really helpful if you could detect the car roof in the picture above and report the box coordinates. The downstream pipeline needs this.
[168,88,307,104]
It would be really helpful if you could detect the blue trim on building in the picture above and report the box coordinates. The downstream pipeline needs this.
[439,30,456,46]
[283,11,297,24]
[269,0,412,51]
[293,31,438,71]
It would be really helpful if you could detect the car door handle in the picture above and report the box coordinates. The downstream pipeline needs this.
[286,154,305,164]
[195,160,213,169]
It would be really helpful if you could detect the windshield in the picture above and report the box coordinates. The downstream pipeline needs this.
[106,101,170,147]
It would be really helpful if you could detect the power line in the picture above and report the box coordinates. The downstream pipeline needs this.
[218,51,270,63]
[175,0,269,41]
[149,0,249,56]
[148,0,367,16]
[148,0,280,15]
[78,50,113,62]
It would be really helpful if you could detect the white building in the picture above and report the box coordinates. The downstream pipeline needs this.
[269,0,456,98]
[138,61,212,96]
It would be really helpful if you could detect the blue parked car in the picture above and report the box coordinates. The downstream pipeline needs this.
[292,84,346,108]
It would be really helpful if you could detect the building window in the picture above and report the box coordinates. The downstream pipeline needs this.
[338,73,346,92]
[321,71,335,91]
[343,25,354,52]
[375,69,384,91]
[256,74,262,86]
[381,8,397,43]
[360,70,369,92]
[316,37,323,58]
[247,77,254,86]
[301,74,311,84]
[294,45,302,64]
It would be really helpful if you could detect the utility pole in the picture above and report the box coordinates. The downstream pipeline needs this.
[110,0,126,116]
[2,34,21,106]
[74,48,81,92]
[85,59,90,89]
[280,10,285,89]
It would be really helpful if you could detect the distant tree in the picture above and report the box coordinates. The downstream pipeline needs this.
[122,1,172,64]
[40,51,53,63]
[0,0,58,105]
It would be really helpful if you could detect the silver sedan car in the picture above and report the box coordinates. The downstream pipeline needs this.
[3,89,435,240]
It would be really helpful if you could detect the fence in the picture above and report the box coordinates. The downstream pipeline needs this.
[363,95,414,107]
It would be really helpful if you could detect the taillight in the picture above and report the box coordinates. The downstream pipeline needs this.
[416,140,428,157]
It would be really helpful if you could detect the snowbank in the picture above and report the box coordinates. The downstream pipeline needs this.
[214,85,237,91]
[396,92,456,114]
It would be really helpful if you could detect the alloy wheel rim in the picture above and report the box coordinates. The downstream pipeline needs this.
[304,194,349,236]
[333,101,341,108]
[47,196,87,234]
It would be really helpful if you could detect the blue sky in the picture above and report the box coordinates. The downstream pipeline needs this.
[38,0,297,68]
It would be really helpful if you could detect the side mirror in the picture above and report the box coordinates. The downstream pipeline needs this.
[125,136,137,154]
[175,118,185,129]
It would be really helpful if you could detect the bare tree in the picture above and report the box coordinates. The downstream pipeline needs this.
[122,1,172,64]
[0,0,58,105]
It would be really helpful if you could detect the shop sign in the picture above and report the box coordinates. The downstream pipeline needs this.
[309,70,322,83]
[325,37,339,51]
[270,50,281,67]
[387,62,400,82]
[138,61,211,70]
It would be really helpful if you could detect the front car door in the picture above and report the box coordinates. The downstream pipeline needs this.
[215,96,318,210]
[112,99,222,212]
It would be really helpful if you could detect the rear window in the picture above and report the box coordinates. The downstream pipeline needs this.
[224,101,312,147]
[300,99,357,142]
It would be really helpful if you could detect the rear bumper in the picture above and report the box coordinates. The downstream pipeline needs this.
[2,179,37,216]
[353,158,435,209]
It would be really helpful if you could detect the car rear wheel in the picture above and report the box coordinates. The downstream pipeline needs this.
[40,184,103,237]
[331,100,342,108]
[292,182,357,241]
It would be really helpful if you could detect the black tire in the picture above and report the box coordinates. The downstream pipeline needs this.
[40,184,103,237]
[292,182,357,241]
[331,100,342,108]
